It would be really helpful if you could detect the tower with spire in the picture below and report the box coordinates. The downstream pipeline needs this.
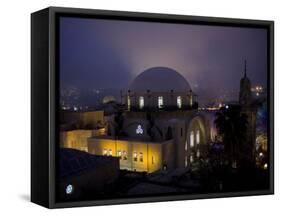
[239,60,252,106]
[237,60,257,167]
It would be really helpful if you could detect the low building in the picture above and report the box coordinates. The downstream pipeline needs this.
[88,136,174,173]
[60,129,105,152]
[61,110,105,128]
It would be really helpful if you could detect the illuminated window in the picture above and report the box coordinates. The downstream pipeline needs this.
[117,150,122,158]
[133,151,137,162]
[127,96,131,111]
[185,156,188,167]
[122,151,127,160]
[139,96,144,109]
[196,149,200,158]
[103,149,108,156]
[190,155,194,163]
[158,96,163,109]
[177,96,182,108]
[196,130,200,144]
[139,152,143,162]
[108,149,112,156]
[190,95,193,106]
[190,131,194,147]
[136,125,143,134]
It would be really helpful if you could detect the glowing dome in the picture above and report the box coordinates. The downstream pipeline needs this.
[130,67,191,92]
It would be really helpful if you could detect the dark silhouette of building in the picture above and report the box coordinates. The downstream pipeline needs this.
[238,60,257,167]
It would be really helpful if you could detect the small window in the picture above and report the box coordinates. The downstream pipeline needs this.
[190,95,193,106]
[136,125,143,134]
[152,156,154,164]
[122,151,127,160]
[139,152,143,162]
[127,96,131,111]
[133,151,137,162]
[190,155,194,163]
[117,150,122,158]
[185,140,188,151]
[108,149,112,156]
[103,149,108,156]
[185,156,188,167]
[196,149,200,158]
[190,131,194,147]
[196,130,200,144]
[139,96,144,109]
[158,96,163,109]
[177,96,182,108]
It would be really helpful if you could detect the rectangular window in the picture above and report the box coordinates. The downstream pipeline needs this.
[177,96,182,108]
[139,96,144,109]
[122,151,127,160]
[190,131,194,147]
[196,149,200,158]
[117,150,122,158]
[190,95,193,106]
[139,152,143,162]
[190,155,194,163]
[108,149,112,156]
[127,96,131,111]
[133,151,137,162]
[196,130,200,144]
[158,96,163,109]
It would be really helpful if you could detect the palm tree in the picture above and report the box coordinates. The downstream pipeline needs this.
[215,106,248,167]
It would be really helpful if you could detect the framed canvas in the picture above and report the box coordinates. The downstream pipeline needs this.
[31,6,274,208]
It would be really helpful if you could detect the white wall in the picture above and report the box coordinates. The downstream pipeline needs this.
[0,0,279,215]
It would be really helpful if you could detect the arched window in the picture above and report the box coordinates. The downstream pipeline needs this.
[185,156,188,167]
[190,95,193,106]
[117,150,122,158]
[190,131,194,147]
[122,151,127,160]
[108,149,112,156]
[190,155,194,163]
[158,96,163,109]
[139,96,144,109]
[127,96,131,111]
[196,130,200,144]
[196,149,200,158]
[177,96,182,108]
[139,152,143,162]
[133,151,137,161]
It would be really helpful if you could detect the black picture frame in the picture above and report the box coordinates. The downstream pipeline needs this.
[31,6,274,208]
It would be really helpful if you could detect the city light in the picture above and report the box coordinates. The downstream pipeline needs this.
[66,184,74,194]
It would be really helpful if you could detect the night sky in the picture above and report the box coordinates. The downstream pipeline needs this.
[59,16,267,104]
